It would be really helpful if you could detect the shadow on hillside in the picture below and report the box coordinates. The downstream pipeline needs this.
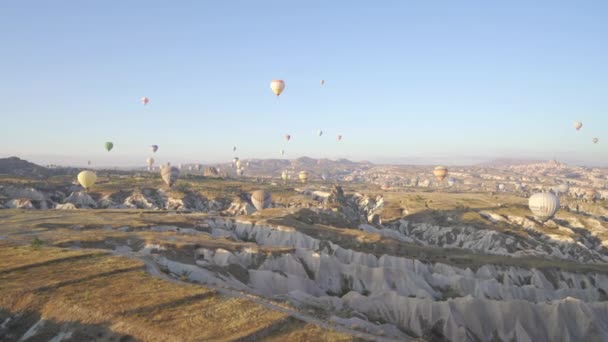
[0,308,136,342]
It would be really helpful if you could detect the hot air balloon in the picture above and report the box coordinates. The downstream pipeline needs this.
[433,166,448,182]
[77,171,97,191]
[280,149,285,156]
[337,134,342,142]
[281,171,289,181]
[251,190,272,211]
[105,142,114,152]
[87,160,91,166]
[146,158,155,170]
[150,145,158,153]
[298,171,309,183]
[574,121,582,131]
[141,97,149,105]
[498,184,505,191]
[235,160,242,169]
[160,165,180,187]
[557,183,569,195]
[528,192,560,222]
[270,80,285,97]
[318,130,323,137]
[233,146,237,152]
[320,80,325,86]
[593,138,599,144]
[285,134,291,142]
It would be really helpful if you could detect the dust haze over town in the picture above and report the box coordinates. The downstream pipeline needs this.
[1,2,608,342]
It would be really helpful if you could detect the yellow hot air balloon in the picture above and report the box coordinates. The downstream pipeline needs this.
[433,166,448,182]
[298,171,309,183]
[270,80,285,97]
[281,171,289,181]
[77,171,97,190]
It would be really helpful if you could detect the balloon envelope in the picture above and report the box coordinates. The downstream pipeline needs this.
[593,138,599,144]
[251,190,272,211]
[528,192,559,222]
[299,171,309,183]
[141,97,149,105]
[161,166,180,187]
[281,171,289,181]
[433,166,448,181]
[270,80,285,96]
[150,145,158,153]
[77,171,97,190]
[574,121,582,130]
[285,134,291,142]
[105,142,114,152]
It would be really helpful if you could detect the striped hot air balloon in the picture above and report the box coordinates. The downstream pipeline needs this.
[528,192,559,222]
[160,165,180,187]
[251,190,272,211]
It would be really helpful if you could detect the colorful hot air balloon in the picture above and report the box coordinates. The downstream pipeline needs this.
[105,142,114,152]
[251,190,272,211]
[150,145,158,153]
[141,97,149,105]
[146,157,154,170]
[285,134,291,142]
[337,134,342,142]
[77,171,97,190]
[160,165,180,187]
[433,166,448,182]
[320,80,325,86]
[574,121,583,131]
[270,80,285,97]
[528,192,560,222]
[593,138,599,144]
[298,171,309,183]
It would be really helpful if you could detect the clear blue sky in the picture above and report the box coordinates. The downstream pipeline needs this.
[1,1,607,167]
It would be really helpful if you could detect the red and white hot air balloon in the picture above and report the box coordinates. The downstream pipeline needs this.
[140,97,149,105]
[285,134,291,142]
[270,80,285,97]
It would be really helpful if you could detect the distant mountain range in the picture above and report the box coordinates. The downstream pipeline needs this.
[0,157,52,177]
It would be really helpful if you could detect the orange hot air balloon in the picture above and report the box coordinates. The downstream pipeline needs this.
[433,166,448,182]
[270,80,285,97]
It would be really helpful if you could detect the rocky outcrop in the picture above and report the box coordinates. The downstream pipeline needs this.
[64,192,96,208]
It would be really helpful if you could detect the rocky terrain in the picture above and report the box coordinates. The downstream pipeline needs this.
[1,157,608,341]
